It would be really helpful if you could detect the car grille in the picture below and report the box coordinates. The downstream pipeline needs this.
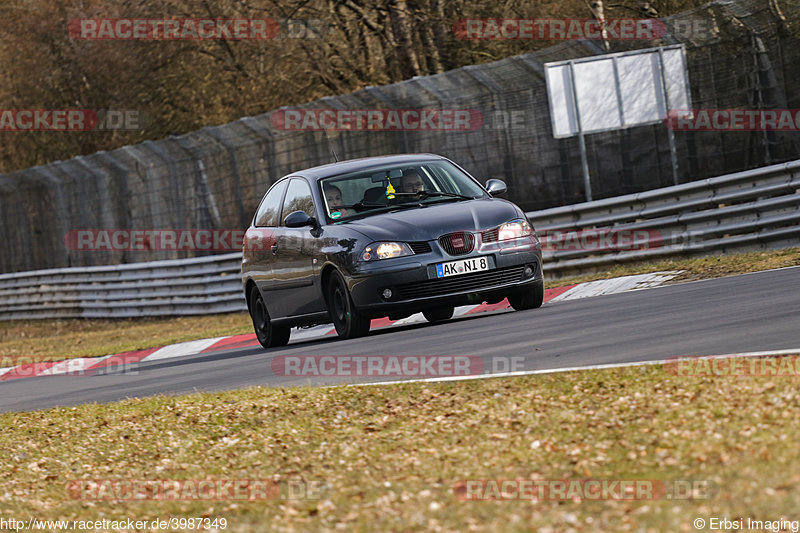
[408,241,432,255]
[481,227,499,243]
[438,232,475,256]
[396,265,526,299]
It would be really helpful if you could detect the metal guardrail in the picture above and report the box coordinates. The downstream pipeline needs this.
[530,159,800,278]
[0,253,245,319]
[1,160,798,319]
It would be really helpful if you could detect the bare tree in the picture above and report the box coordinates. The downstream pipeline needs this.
[589,0,610,51]
[0,0,713,173]
[387,0,422,78]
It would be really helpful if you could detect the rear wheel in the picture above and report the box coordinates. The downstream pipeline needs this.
[508,280,544,311]
[327,271,371,339]
[249,285,290,349]
[423,306,454,323]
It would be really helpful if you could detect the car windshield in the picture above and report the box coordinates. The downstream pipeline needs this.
[320,160,488,221]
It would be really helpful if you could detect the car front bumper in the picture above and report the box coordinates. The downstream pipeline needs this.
[348,244,543,317]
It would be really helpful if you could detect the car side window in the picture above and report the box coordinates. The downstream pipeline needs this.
[254,180,288,227]
[280,178,315,225]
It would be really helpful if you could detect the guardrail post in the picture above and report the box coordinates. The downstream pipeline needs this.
[568,61,593,202]
[657,47,680,186]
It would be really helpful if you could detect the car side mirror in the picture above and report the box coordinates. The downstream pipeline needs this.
[284,210,317,228]
[485,179,507,196]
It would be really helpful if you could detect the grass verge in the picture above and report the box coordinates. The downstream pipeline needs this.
[0,313,252,364]
[2,248,798,363]
[2,361,798,531]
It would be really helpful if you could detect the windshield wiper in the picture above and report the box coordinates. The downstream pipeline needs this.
[348,201,388,211]
[336,202,422,221]
[348,200,425,211]
[417,191,476,200]
[382,202,425,209]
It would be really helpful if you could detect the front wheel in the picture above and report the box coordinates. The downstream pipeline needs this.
[327,271,371,339]
[507,280,544,311]
[249,285,290,349]
[423,306,454,323]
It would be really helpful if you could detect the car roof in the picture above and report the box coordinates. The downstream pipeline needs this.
[291,153,447,180]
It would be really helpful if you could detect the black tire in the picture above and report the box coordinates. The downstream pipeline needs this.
[327,271,371,339]
[508,279,544,311]
[249,285,290,349]
[423,306,454,323]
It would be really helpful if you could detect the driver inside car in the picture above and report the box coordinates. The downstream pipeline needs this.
[399,170,425,194]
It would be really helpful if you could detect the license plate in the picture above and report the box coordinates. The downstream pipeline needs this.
[435,256,490,278]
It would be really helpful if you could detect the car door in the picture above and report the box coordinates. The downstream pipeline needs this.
[244,179,287,315]
[271,177,325,318]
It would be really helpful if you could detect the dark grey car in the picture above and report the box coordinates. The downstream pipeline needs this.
[241,154,543,348]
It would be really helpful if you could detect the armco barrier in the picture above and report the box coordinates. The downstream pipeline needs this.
[532,159,800,277]
[0,160,798,319]
[0,253,244,319]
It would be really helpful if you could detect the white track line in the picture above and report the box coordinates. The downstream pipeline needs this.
[356,349,800,387]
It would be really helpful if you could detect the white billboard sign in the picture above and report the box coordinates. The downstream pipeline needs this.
[545,45,691,138]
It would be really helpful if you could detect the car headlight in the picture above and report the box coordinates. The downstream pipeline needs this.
[362,242,413,261]
[498,219,533,241]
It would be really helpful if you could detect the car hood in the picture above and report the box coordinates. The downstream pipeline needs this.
[341,199,523,242]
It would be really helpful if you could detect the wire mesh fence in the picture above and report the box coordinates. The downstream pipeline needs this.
[0,0,798,273]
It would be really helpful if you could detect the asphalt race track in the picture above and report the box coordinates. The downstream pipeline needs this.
[2,267,799,413]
